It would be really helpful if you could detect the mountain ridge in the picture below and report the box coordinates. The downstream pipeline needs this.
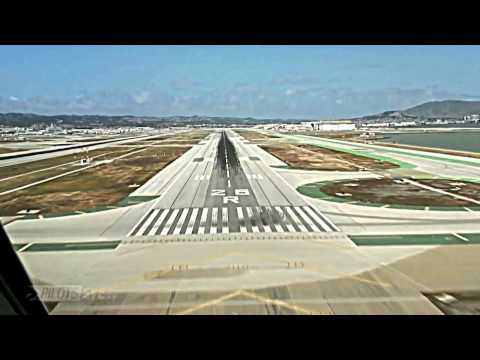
[403,100,480,118]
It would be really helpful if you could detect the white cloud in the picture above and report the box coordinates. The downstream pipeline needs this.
[1,85,479,119]
[132,91,150,104]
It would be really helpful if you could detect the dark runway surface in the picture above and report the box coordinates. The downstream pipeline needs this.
[129,130,337,237]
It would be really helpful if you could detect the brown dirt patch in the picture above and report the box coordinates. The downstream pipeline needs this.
[235,130,280,143]
[291,131,360,140]
[0,146,190,216]
[418,179,480,201]
[321,178,478,206]
[261,143,398,171]
[0,147,133,180]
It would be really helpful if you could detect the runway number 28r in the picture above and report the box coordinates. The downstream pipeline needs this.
[211,188,250,204]
[211,189,250,196]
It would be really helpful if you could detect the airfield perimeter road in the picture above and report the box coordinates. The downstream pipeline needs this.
[6,128,480,314]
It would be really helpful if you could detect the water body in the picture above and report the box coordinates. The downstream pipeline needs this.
[383,132,480,153]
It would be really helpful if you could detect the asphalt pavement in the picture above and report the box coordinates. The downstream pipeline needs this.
[127,130,337,238]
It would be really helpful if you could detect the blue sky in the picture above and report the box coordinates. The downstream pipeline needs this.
[0,45,479,119]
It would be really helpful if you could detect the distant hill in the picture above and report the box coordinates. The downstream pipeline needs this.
[404,100,480,118]
[0,112,302,128]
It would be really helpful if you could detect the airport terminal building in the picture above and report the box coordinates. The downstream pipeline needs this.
[301,121,356,131]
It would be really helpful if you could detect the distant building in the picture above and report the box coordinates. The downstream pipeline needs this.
[46,122,63,133]
[301,121,356,132]
[363,122,390,128]
[464,114,480,122]
[391,121,416,127]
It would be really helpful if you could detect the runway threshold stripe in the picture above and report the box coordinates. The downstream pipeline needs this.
[284,206,308,232]
[149,209,170,236]
[275,206,295,232]
[142,209,163,236]
[253,207,265,232]
[222,207,229,233]
[173,209,189,235]
[210,208,218,234]
[302,206,333,232]
[133,209,158,237]
[307,205,338,232]
[246,207,259,233]
[129,210,153,236]
[160,209,179,236]
[129,206,335,236]
[294,206,321,232]
[198,208,208,234]
[268,207,285,233]
[185,208,199,235]
[237,207,247,233]
[257,207,272,233]
[179,208,193,234]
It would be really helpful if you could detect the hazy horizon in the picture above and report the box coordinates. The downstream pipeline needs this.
[1,45,480,119]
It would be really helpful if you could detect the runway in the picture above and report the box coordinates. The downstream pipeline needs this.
[127,130,337,238]
[0,133,168,169]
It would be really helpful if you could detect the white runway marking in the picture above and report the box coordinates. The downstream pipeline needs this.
[129,205,338,237]
[268,207,284,233]
[452,233,470,242]
[160,209,179,236]
[237,207,247,233]
[210,208,219,234]
[257,206,271,233]
[246,207,259,233]
[302,206,333,232]
[198,208,208,235]
[148,209,169,236]
[275,206,296,232]
[173,209,188,235]
[246,174,263,180]
[295,206,321,232]
[222,207,229,233]
[185,208,199,235]
[135,209,160,236]
[284,207,308,232]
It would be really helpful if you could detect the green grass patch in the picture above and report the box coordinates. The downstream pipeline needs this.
[12,243,29,251]
[23,241,121,252]
[460,233,480,242]
[388,204,430,210]
[428,206,468,211]
[349,234,467,246]
[298,180,476,211]
[297,185,329,199]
